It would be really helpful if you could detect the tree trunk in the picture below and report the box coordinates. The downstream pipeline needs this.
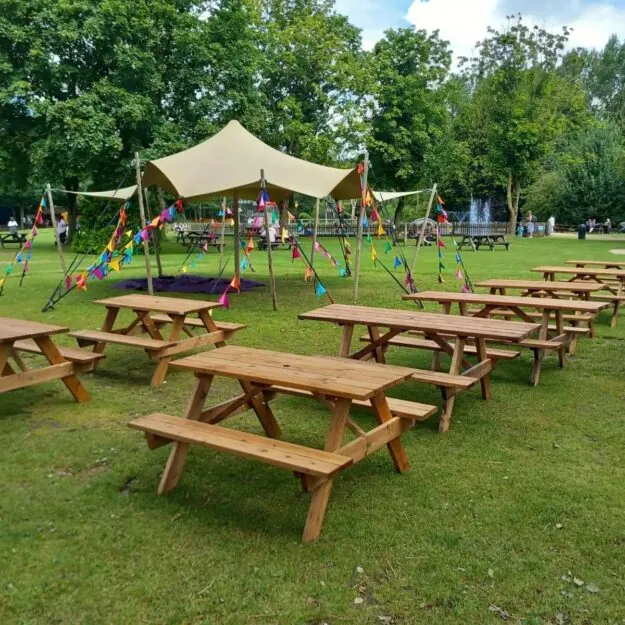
[65,176,79,244]
[506,172,517,235]
[393,196,406,226]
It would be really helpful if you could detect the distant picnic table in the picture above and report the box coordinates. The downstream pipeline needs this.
[299,304,538,432]
[531,265,625,327]
[128,345,436,542]
[404,291,609,384]
[0,316,99,401]
[0,231,27,248]
[69,294,245,387]
[454,223,510,251]
[475,278,603,300]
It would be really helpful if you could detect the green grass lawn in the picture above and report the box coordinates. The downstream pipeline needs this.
[1,231,624,625]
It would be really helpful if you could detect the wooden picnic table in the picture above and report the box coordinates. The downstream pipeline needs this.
[299,304,539,432]
[0,231,27,247]
[403,291,609,384]
[475,278,603,300]
[0,317,96,401]
[457,233,510,251]
[566,259,625,270]
[531,265,625,327]
[128,345,436,542]
[69,294,245,387]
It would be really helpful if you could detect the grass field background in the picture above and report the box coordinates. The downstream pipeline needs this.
[1,231,624,625]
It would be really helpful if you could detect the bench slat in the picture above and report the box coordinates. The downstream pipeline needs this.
[361,335,520,360]
[268,385,437,421]
[69,330,172,350]
[129,413,352,477]
[12,339,106,363]
[150,313,246,333]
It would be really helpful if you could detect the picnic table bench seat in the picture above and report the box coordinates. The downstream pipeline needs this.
[12,339,106,369]
[129,413,353,478]
[149,313,246,336]
[267,385,439,421]
[69,329,172,353]
[363,334,520,361]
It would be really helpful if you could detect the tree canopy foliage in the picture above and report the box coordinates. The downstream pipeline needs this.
[1,3,625,233]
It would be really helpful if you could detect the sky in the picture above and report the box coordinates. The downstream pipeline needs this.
[334,0,625,59]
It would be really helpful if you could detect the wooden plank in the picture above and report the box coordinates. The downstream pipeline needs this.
[475,279,603,293]
[369,394,410,472]
[299,304,538,341]
[0,361,75,393]
[130,413,352,477]
[150,313,247,334]
[69,329,172,350]
[170,346,413,401]
[337,417,412,463]
[158,376,213,495]
[0,317,69,343]
[405,291,607,313]
[34,336,90,402]
[531,265,625,278]
[12,339,106,363]
[94,294,223,316]
[152,331,225,358]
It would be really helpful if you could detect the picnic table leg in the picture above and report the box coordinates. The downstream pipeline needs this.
[151,314,185,387]
[198,310,227,348]
[302,398,351,542]
[368,326,386,363]
[433,303,453,370]
[85,307,120,365]
[555,310,566,369]
[34,336,91,402]
[338,325,354,357]
[370,393,410,472]
[0,344,12,376]
[239,379,282,438]
[10,348,28,371]
[474,338,492,400]
[438,337,465,433]
[530,310,550,387]
[158,375,213,495]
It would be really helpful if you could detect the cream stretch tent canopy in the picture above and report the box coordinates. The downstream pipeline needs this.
[372,190,427,202]
[62,185,138,202]
[141,120,361,201]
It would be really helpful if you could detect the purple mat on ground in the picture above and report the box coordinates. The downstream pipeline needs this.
[113,274,264,294]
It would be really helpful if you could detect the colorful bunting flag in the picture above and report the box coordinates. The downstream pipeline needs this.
[218,291,230,309]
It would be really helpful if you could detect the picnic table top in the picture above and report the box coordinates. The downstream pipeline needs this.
[170,345,415,401]
[565,259,625,268]
[93,294,223,315]
[0,316,68,343]
[403,291,609,312]
[475,279,603,293]
[299,304,538,342]
[532,265,625,278]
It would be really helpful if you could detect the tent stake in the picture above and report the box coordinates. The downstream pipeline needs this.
[352,150,368,303]
[261,169,278,311]
[135,151,153,295]
[46,183,68,278]
[410,183,437,276]
[310,197,321,268]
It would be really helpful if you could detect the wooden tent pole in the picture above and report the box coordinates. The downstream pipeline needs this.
[261,170,278,311]
[219,196,227,273]
[135,151,153,295]
[233,192,240,280]
[144,188,163,277]
[46,183,68,277]
[410,183,437,275]
[352,150,368,303]
[310,197,321,268]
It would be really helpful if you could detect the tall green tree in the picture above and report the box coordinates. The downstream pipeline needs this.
[368,27,451,223]
[460,16,590,233]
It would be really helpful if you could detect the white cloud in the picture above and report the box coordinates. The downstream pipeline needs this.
[404,0,625,62]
